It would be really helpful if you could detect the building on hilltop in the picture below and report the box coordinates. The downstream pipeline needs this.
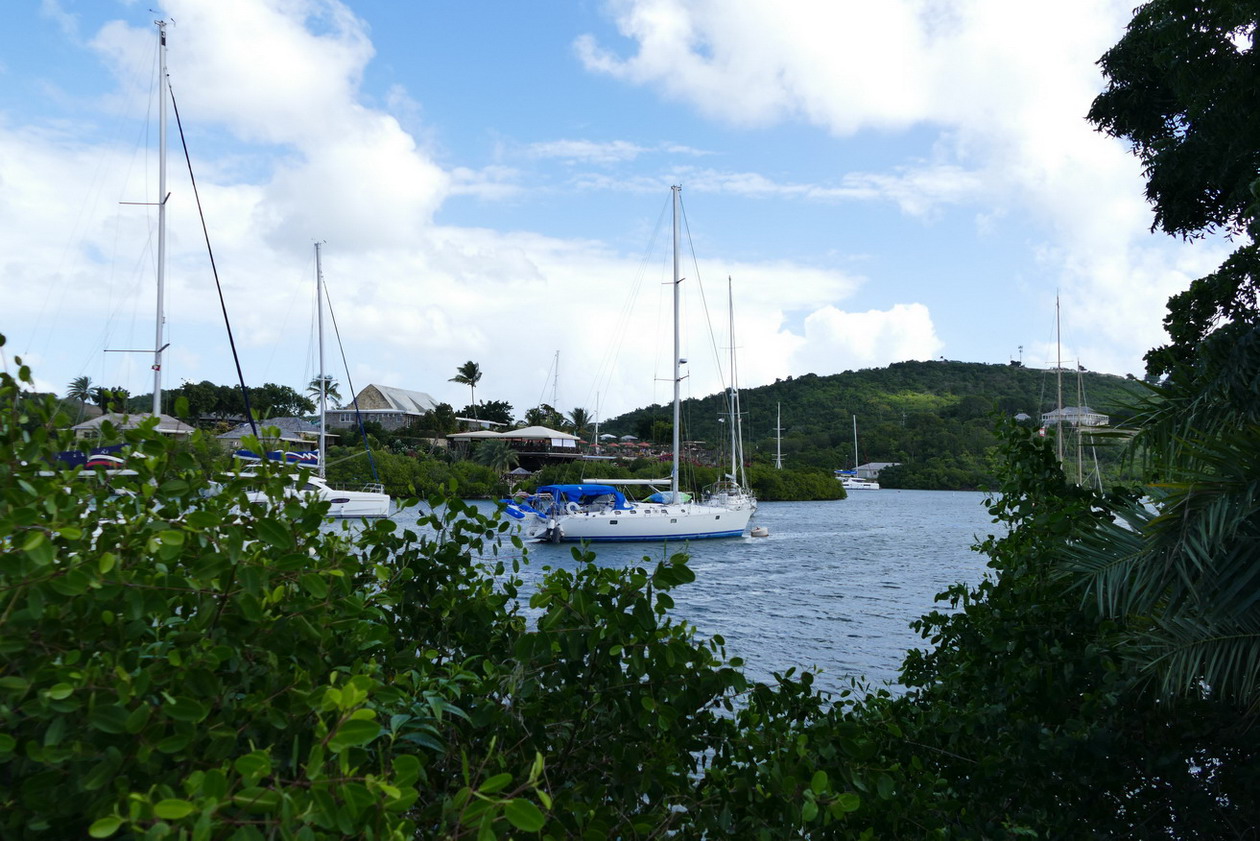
[326,385,439,431]
[1039,406,1109,428]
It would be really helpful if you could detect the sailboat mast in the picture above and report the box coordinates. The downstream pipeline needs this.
[671,185,682,500]
[1055,294,1064,464]
[775,403,783,469]
[315,242,327,480]
[151,20,168,416]
[852,415,860,471]
[727,277,738,482]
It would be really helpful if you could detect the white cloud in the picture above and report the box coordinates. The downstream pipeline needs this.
[528,139,650,163]
[576,0,1217,378]
[8,0,1221,423]
[792,304,944,373]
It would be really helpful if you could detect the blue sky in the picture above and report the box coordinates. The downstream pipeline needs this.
[0,0,1233,420]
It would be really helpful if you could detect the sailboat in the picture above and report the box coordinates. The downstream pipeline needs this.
[504,186,753,542]
[239,243,391,518]
[703,276,757,511]
[837,415,879,490]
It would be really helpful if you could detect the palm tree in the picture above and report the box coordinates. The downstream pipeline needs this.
[307,375,342,408]
[66,375,93,423]
[1061,321,1260,707]
[449,361,482,416]
[569,407,592,441]
[473,439,519,475]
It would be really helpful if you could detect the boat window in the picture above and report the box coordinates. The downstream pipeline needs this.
[609,520,618,525]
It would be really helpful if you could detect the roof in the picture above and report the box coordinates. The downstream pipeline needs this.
[349,384,439,415]
[71,412,195,436]
[1040,406,1109,427]
[217,416,325,442]
[503,425,579,441]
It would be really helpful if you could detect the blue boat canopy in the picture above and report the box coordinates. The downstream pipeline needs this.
[534,483,632,509]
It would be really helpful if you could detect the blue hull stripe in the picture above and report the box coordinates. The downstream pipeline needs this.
[560,529,745,543]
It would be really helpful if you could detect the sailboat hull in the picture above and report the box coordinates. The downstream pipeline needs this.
[529,503,752,542]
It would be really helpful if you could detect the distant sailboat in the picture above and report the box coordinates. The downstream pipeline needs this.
[837,415,879,490]
[705,276,757,511]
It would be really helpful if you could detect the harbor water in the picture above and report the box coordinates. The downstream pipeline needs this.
[389,489,1000,697]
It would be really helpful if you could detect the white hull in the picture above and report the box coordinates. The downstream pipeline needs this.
[247,475,391,519]
[527,501,752,542]
[840,477,880,490]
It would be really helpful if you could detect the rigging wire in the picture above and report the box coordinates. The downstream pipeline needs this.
[168,83,257,436]
[320,280,381,483]
[578,194,671,419]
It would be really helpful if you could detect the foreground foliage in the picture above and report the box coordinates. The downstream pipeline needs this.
[6,326,1259,838]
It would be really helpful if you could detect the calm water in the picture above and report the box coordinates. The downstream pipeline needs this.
[386,489,1000,697]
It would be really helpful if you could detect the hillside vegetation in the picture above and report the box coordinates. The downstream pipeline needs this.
[606,360,1147,490]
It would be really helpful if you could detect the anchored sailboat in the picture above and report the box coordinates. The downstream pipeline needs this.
[837,415,879,490]
[505,187,753,542]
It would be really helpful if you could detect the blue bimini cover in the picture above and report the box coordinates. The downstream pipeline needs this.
[534,484,631,510]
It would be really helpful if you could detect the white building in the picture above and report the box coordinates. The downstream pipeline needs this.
[1039,406,1109,428]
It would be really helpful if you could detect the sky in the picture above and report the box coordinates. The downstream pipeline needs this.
[0,0,1234,422]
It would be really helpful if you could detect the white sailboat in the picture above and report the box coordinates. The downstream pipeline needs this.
[301,243,391,518]
[837,415,880,490]
[239,243,391,518]
[704,276,757,511]
[505,186,753,542]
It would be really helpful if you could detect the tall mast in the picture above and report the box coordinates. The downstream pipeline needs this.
[671,185,682,500]
[775,403,783,470]
[151,20,169,416]
[315,242,327,480]
[1055,293,1064,465]
[727,277,738,482]
[852,414,859,471]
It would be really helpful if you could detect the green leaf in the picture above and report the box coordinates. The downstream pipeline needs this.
[232,786,281,812]
[393,754,421,787]
[47,683,74,700]
[0,676,30,693]
[234,751,271,782]
[22,531,54,566]
[89,705,130,734]
[503,798,545,832]
[478,772,512,794]
[165,697,209,723]
[810,770,829,794]
[328,718,381,752]
[255,518,294,550]
[833,792,861,814]
[801,799,819,822]
[159,529,185,547]
[876,773,894,800]
[300,573,329,599]
[153,799,195,820]
[88,816,123,838]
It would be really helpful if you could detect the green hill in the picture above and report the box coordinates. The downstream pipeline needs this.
[604,360,1148,491]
